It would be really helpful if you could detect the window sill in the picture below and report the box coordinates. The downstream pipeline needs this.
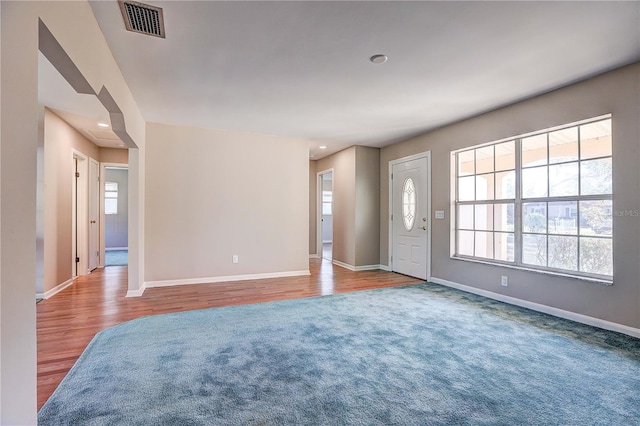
[450,256,613,286]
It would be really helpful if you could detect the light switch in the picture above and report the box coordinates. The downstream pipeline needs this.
[435,210,445,219]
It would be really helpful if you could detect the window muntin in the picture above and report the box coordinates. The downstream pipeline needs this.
[454,116,612,280]
[402,177,416,231]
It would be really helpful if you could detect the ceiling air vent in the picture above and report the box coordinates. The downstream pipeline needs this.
[119,1,165,38]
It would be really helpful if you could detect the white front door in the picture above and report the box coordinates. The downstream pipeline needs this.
[391,155,430,280]
[88,159,100,270]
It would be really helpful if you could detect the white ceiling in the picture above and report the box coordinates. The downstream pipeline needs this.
[55,1,637,158]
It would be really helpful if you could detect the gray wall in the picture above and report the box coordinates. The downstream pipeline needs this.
[316,147,356,266]
[104,168,128,249]
[355,146,380,266]
[380,63,640,329]
[313,146,380,267]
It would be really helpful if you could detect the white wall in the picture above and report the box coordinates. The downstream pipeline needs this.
[145,123,309,285]
[0,2,145,422]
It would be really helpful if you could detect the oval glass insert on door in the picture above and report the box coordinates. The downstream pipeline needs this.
[402,177,416,231]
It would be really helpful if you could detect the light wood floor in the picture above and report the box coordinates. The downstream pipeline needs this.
[37,258,419,409]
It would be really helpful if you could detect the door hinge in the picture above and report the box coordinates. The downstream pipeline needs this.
[391,214,393,221]
[75,257,80,263]
[75,172,80,178]
[96,251,100,257]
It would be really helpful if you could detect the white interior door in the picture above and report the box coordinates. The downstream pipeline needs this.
[391,155,430,279]
[88,158,100,270]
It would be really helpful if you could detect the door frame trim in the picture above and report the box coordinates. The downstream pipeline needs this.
[88,158,100,271]
[72,150,89,277]
[316,168,334,260]
[388,151,432,281]
[101,162,129,268]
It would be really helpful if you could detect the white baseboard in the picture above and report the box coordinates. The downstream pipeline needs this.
[144,270,311,289]
[106,247,128,251]
[331,260,387,272]
[36,278,74,300]
[430,277,640,339]
[126,284,146,298]
[378,264,390,271]
[309,253,319,259]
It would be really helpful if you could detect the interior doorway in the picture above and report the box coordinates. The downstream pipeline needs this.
[318,170,334,261]
[103,166,129,266]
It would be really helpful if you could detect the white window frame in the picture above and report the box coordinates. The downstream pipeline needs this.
[452,114,613,283]
[105,181,118,215]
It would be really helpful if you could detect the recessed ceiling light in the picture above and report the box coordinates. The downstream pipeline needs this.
[98,123,110,128]
[370,54,388,64]
[319,145,327,149]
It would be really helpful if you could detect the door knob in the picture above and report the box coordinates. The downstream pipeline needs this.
[420,226,427,230]
[90,220,96,224]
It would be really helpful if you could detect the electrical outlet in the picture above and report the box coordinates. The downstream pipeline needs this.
[501,276,508,287]
[232,255,239,264]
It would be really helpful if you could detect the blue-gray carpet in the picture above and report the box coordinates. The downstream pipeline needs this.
[105,249,128,266]
[38,283,640,425]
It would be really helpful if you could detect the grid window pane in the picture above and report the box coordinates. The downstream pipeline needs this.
[549,162,579,197]
[580,120,612,160]
[105,182,118,191]
[474,231,493,259]
[548,236,578,271]
[549,127,578,164]
[105,198,118,215]
[494,141,515,171]
[522,166,548,198]
[458,230,474,256]
[458,150,475,176]
[495,171,515,199]
[523,202,547,234]
[579,237,612,276]
[458,176,475,201]
[494,203,514,232]
[475,146,494,174]
[494,232,514,262]
[475,173,495,200]
[523,234,547,267]
[522,134,547,167]
[458,205,474,229]
[580,200,612,236]
[474,204,493,231]
[580,158,612,195]
[548,201,577,235]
